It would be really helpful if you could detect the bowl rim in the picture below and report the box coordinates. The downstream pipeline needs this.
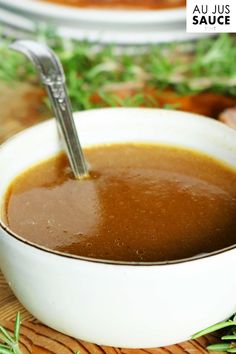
[0,107,236,267]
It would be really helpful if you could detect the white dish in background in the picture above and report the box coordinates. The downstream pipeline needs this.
[0,5,212,45]
[0,0,186,24]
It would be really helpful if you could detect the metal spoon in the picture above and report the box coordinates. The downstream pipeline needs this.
[10,40,89,180]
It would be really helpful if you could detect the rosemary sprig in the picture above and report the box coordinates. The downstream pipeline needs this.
[192,314,236,352]
[0,313,81,354]
[0,312,22,354]
[0,31,236,111]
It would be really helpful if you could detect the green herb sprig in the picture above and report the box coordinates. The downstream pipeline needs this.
[0,312,82,354]
[0,312,22,354]
[192,314,236,352]
[1,31,236,112]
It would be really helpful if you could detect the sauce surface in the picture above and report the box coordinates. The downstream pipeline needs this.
[4,144,236,262]
[42,0,185,10]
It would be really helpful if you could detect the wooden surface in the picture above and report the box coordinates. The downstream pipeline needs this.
[0,81,230,353]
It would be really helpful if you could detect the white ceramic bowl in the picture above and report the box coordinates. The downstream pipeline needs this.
[0,108,236,348]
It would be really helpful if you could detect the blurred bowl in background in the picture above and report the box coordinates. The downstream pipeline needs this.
[0,0,213,44]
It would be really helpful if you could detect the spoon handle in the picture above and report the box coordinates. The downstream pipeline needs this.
[10,40,89,179]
